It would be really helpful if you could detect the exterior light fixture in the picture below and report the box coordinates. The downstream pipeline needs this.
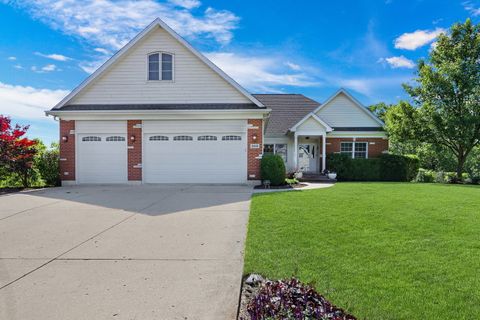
[252,134,257,141]
[62,136,68,142]
[130,135,136,142]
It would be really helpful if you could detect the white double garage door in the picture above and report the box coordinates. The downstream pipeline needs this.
[76,120,248,184]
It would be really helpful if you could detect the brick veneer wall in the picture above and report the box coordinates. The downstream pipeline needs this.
[59,120,75,181]
[247,119,263,180]
[127,120,142,181]
[326,137,389,158]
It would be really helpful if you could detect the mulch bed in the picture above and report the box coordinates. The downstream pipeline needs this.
[254,183,308,190]
[239,275,357,320]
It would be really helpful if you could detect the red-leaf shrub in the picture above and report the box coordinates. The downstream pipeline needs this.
[247,278,356,320]
[0,115,38,187]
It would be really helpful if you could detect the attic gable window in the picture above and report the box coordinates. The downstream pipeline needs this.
[148,52,173,81]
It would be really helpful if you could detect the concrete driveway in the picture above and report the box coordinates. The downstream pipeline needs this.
[0,184,252,320]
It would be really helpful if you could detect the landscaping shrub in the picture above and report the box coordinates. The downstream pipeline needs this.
[327,153,419,182]
[35,146,60,186]
[415,169,435,183]
[245,278,356,320]
[379,154,419,182]
[260,154,286,186]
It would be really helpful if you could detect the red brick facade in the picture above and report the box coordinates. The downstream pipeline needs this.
[247,119,263,180]
[59,120,75,181]
[127,120,142,181]
[326,137,389,158]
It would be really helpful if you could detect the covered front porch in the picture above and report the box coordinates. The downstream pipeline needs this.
[290,112,333,174]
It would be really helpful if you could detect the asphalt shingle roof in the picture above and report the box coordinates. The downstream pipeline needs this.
[252,94,321,135]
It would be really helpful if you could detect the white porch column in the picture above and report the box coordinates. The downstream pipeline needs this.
[322,134,326,172]
[293,132,298,170]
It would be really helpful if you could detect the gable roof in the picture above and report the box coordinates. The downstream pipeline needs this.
[253,94,320,135]
[290,112,333,132]
[50,18,264,112]
[313,88,384,126]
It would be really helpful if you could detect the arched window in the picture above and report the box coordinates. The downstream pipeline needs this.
[106,136,125,142]
[198,135,217,141]
[82,136,101,142]
[221,135,242,141]
[149,135,169,141]
[173,135,193,141]
[148,52,173,81]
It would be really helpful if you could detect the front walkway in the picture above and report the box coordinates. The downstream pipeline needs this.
[253,182,334,194]
[0,185,252,320]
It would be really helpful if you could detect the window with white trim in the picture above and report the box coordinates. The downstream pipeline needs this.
[82,136,101,142]
[149,135,169,141]
[263,144,288,162]
[148,52,173,81]
[106,136,125,142]
[198,135,217,141]
[222,135,241,141]
[340,142,368,159]
[173,135,193,141]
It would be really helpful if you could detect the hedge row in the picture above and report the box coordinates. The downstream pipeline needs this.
[327,153,419,182]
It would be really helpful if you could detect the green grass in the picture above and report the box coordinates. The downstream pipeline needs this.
[244,183,480,319]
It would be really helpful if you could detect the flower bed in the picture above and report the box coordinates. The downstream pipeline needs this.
[240,276,356,320]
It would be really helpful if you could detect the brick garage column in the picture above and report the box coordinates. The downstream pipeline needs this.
[128,120,142,182]
[59,120,75,182]
[247,119,263,180]
[326,137,389,158]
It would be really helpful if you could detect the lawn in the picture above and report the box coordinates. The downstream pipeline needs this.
[244,183,480,319]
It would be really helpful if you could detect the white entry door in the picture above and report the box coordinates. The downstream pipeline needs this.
[298,144,317,173]
[144,132,247,183]
[77,133,128,183]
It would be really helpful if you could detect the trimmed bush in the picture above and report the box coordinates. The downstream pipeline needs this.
[327,153,419,182]
[379,154,419,182]
[261,154,286,186]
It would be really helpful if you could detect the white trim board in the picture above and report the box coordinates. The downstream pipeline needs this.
[48,18,264,112]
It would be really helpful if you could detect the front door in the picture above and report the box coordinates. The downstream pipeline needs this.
[298,144,317,172]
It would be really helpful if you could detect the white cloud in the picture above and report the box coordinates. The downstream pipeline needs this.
[334,76,411,96]
[7,0,239,49]
[463,1,480,16]
[35,52,72,61]
[13,64,24,70]
[285,62,302,71]
[94,48,111,55]
[383,55,415,69]
[394,28,445,50]
[31,64,59,73]
[0,82,69,120]
[205,52,320,92]
[168,0,201,9]
[7,56,16,61]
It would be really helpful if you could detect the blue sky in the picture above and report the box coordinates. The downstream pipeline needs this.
[1,0,479,146]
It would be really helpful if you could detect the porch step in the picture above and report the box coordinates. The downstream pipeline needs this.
[298,173,336,183]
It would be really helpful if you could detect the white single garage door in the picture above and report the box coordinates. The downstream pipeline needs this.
[144,120,247,183]
[76,121,128,184]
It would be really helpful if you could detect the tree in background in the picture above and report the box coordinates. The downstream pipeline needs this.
[0,115,38,187]
[401,19,480,180]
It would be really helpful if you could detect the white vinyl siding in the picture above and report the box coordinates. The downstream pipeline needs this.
[316,93,380,127]
[69,26,250,104]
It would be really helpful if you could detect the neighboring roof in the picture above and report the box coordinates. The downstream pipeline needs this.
[49,18,264,113]
[57,103,261,111]
[313,88,384,126]
[253,94,321,135]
